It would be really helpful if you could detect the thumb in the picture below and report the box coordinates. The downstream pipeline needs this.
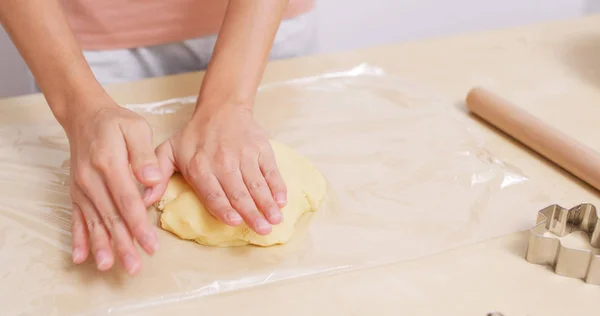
[142,140,176,207]
[123,123,162,186]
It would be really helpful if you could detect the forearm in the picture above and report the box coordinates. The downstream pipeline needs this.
[195,0,288,112]
[0,0,107,125]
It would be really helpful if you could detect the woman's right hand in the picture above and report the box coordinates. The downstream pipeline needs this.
[63,98,162,275]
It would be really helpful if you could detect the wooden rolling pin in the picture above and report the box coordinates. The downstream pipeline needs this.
[465,87,600,192]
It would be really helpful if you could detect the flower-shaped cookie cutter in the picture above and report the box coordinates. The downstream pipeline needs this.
[525,203,600,284]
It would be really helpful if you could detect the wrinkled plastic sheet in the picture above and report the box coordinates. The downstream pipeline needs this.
[0,64,550,315]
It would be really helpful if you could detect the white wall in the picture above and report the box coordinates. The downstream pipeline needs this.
[314,0,589,53]
[0,0,597,98]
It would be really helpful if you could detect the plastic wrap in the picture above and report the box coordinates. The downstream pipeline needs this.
[0,64,551,315]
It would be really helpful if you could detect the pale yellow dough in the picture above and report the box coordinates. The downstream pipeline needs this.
[155,140,327,247]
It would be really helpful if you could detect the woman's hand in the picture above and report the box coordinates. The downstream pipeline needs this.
[146,104,287,235]
[64,100,161,274]
[139,0,290,235]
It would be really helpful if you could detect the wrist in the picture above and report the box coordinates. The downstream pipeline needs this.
[192,98,253,120]
[51,88,116,130]
[195,71,256,115]
[196,90,254,111]
[47,84,112,128]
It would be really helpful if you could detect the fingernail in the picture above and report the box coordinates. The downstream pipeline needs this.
[275,192,287,207]
[142,166,162,181]
[72,247,83,263]
[225,212,243,225]
[123,254,140,274]
[96,250,111,270]
[268,207,283,224]
[142,187,152,201]
[255,217,271,233]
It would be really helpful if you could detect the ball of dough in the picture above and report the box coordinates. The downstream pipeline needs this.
[154,140,327,247]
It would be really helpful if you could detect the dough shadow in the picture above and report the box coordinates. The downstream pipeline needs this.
[224,213,318,264]
[69,257,130,289]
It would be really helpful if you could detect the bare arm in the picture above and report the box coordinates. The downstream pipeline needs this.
[0,1,161,274]
[151,1,291,235]
[0,0,106,124]
[195,0,288,111]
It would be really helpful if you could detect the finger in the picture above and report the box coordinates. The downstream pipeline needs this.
[217,167,272,235]
[183,155,243,226]
[70,203,89,264]
[143,140,177,207]
[91,147,159,256]
[78,169,143,275]
[259,150,288,208]
[121,120,162,186]
[241,158,282,225]
[72,185,114,271]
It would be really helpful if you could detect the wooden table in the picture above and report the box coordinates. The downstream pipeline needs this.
[3,14,600,316]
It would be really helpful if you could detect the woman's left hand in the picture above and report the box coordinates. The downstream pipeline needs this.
[144,103,287,235]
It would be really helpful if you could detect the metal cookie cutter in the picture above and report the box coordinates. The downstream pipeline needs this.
[525,203,600,284]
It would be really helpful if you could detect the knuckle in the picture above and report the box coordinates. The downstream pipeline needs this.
[208,205,229,215]
[184,161,199,180]
[242,148,260,161]
[215,152,237,171]
[262,166,279,179]
[187,165,210,185]
[230,189,250,202]
[74,168,93,189]
[113,242,130,258]
[71,208,85,231]
[72,216,83,230]
[72,222,86,236]
[85,218,101,232]
[117,195,147,232]
[247,179,263,191]
[207,206,234,221]
[99,211,122,229]
[261,198,278,210]
[122,211,146,235]
[90,151,117,172]
[204,191,224,202]
[129,222,147,238]
[185,154,207,180]
[127,119,153,139]
[131,117,151,131]
[224,168,241,178]
[118,194,139,214]
[241,210,261,222]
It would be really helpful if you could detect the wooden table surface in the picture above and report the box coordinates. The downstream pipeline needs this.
[3,14,600,316]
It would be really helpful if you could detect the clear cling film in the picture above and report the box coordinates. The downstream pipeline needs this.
[0,64,551,315]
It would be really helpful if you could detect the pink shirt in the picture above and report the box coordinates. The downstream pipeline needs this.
[60,0,314,50]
